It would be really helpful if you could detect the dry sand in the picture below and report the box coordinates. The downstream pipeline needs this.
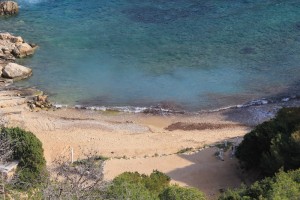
[0,88,250,162]
[2,87,297,199]
[104,148,243,199]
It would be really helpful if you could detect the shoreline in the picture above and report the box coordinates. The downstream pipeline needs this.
[54,92,300,115]
[1,84,300,160]
[3,86,300,199]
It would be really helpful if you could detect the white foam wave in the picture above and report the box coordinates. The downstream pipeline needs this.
[54,95,299,114]
[74,105,148,113]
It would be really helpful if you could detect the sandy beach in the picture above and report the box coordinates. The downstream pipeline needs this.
[1,86,299,199]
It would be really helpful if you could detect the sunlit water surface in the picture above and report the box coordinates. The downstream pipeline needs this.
[1,0,300,111]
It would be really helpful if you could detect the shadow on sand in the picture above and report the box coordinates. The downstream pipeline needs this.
[165,148,243,199]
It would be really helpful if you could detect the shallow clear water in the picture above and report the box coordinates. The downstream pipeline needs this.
[1,0,300,111]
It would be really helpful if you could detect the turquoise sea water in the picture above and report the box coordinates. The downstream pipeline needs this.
[1,0,300,111]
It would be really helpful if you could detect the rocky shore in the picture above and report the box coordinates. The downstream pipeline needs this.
[0,1,53,110]
[0,32,37,81]
[0,31,53,112]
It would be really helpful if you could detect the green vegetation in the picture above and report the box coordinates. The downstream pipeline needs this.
[1,127,47,188]
[106,170,206,200]
[219,169,300,200]
[0,126,206,199]
[220,107,300,199]
[177,147,194,154]
[236,107,300,176]
[73,155,108,166]
[107,170,170,199]
[159,185,206,200]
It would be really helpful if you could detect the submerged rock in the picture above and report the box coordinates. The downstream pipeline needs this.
[1,62,32,80]
[0,1,18,16]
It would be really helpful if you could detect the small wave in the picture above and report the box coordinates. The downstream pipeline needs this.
[19,0,45,3]
[201,95,299,114]
[74,105,148,113]
[54,94,299,115]
[17,0,46,6]
[72,104,187,114]
[53,104,68,109]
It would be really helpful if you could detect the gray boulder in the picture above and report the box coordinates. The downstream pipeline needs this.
[2,62,32,80]
[0,1,18,16]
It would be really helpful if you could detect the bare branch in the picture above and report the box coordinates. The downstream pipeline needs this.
[0,132,13,163]
[41,151,109,199]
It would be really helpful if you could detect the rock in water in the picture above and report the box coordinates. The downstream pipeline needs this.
[2,63,32,80]
[0,1,18,16]
[0,32,37,58]
[12,43,35,58]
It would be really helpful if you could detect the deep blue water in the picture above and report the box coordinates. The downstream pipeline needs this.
[1,0,300,111]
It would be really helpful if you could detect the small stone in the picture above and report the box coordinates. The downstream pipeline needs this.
[37,95,48,103]
[33,96,38,101]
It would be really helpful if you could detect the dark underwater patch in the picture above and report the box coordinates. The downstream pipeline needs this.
[239,47,256,54]
[121,7,187,24]
[121,3,213,24]
[295,22,300,30]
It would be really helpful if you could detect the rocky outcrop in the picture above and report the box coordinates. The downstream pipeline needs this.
[0,1,18,16]
[0,33,35,82]
[13,43,36,58]
[1,62,32,80]
[28,95,53,110]
[0,32,37,59]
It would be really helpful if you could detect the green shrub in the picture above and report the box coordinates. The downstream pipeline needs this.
[219,168,300,200]
[107,171,208,200]
[146,170,171,194]
[107,170,170,199]
[1,127,47,188]
[159,185,206,200]
[107,180,158,200]
[236,107,300,176]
